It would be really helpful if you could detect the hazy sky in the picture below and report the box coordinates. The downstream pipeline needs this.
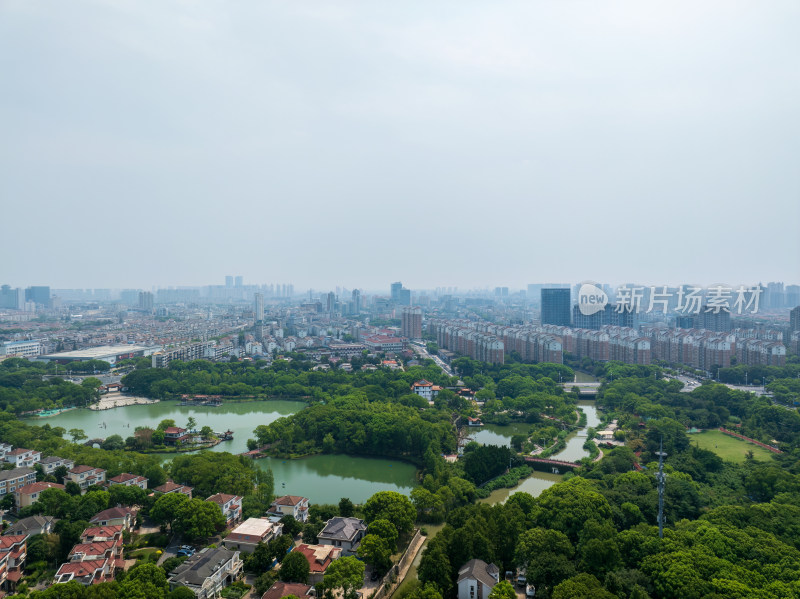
[2,1,798,292]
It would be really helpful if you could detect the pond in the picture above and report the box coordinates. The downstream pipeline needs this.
[25,400,418,504]
[467,422,531,447]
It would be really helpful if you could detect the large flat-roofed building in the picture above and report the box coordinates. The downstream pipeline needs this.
[38,345,159,366]
[0,340,42,358]
[151,342,215,368]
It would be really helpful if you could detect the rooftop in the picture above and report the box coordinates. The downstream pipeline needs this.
[318,517,366,542]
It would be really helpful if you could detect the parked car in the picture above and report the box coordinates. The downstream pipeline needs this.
[526,584,536,597]
[177,546,195,557]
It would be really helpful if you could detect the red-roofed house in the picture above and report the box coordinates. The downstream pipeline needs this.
[411,380,436,401]
[293,544,342,583]
[153,480,193,499]
[54,559,113,585]
[261,581,314,599]
[0,535,27,592]
[90,506,136,531]
[69,540,122,564]
[206,493,243,525]
[107,473,147,489]
[15,482,64,510]
[267,495,309,523]
[163,427,191,446]
[4,448,41,469]
[80,525,123,544]
[65,466,106,492]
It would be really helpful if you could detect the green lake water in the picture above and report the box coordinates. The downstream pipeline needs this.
[25,400,418,504]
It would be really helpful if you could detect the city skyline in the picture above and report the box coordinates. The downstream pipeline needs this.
[2,1,799,289]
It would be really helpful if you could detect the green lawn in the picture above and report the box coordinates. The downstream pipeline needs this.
[691,429,775,463]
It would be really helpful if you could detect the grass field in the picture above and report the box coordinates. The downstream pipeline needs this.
[691,429,775,463]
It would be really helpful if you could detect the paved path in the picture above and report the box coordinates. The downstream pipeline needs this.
[385,532,427,599]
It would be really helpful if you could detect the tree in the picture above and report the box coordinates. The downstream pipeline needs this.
[363,491,416,535]
[69,428,87,443]
[151,492,190,530]
[200,426,214,440]
[339,497,354,518]
[168,587,197,599]
[280,515,303,537]
[157,419,176,431]
[109,484,147,507]
[552,573,617,599]
[357,534,392,573]
[368,519,399,551]
[174,498,225,539]
[279,550,310,583]
[322,556,365,599]
[488,581,516,599]
[101,434,125,451]
[65,481,82,497]
[186,417,197,431]
[418,543,451,595]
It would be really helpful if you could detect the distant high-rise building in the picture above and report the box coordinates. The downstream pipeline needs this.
[25,286,51,308]
[541,288,571,327]
[785,285,800,308]
[352,289,361,314]
[572,304,635,330]
[235,276,243,288]
[766,282,785,309]
[225,276,234,288]
[398,288,411,306]
[790,306,800,333]
[401,306,422,339]
[138,291,154,312]
[494,287,509,297]
[0,285,24,310]
[326,292,336,314]
[254,293,264,322]
[120,289,140,306]
[694,308,731,332]
[390,282,403,302]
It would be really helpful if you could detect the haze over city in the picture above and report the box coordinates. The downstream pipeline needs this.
[2,1,799,289]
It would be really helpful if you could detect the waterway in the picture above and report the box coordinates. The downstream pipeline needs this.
[551,400,600,462]
[24,400,418,504]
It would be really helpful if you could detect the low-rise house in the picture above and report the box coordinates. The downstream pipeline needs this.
[80,525,123,545]
[54,558,113,585]
[107,473,147,489]
[65,465,106,492]
[0,467,36,497]
[15,482,64,510]
[317,517,367,556]
[90,506,136,531]
[0,535,27,592]
[68,539,123,567]
[457,559,500,599]
[222,518,283,553]
[39,456,75,475]
[261,581,314,599]
[3,515,58,538]
[154,480,193,499]
[294,544,342,584]
[0,443,12,459]
[206,493,243,525]
[168,547,243,598]
[267,495,309,524]
[411,380,437,401]
[164,427,191,446]
[4,448,41,469]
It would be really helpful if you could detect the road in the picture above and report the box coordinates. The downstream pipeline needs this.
[410,342,453,376]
